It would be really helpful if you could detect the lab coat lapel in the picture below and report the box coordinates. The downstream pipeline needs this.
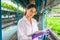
[23,16,32,26]
[23,16,33,35]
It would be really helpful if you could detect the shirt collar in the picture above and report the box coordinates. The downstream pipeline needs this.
[23,16,32,26]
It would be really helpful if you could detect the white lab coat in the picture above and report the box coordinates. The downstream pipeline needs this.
[17,16,39,40]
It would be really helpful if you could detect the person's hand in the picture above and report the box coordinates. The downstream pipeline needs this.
[42,27,52,33]
[34,27,52,34]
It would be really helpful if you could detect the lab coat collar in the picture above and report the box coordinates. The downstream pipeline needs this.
[23,16,29,22]
[23,16,32,26]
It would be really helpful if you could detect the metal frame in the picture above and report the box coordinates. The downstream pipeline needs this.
[0,0,2,39]
[35,0,48,40]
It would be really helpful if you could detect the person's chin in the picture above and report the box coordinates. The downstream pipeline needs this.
[30,16,33,18]
[29,15,33,18]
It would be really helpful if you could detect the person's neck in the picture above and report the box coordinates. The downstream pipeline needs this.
[25,15,32,24]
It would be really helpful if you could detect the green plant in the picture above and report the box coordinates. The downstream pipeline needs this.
[1,2,23,13]
[45,16,60,37]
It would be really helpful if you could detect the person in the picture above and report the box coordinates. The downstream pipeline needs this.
[17,4,48,40]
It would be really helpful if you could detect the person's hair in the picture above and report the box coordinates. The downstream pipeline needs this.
[24,4,36,15]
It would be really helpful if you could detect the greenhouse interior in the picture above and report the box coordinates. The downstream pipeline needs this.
[1,0,60,40]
